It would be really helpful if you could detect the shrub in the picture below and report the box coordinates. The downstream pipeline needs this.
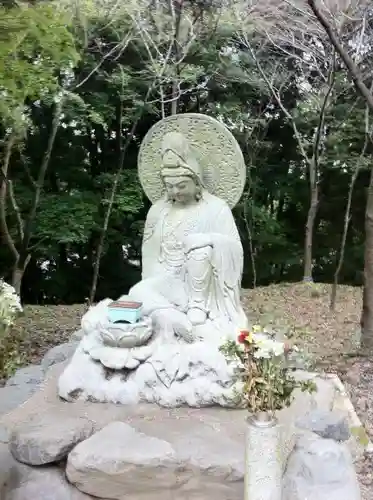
[0,279,24,380]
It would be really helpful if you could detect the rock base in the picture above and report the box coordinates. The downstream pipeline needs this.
[0,358,367,500]
[66,421,244,500]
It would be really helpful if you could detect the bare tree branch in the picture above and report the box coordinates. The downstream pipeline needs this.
[19,152,37,189]
[73,30,135,90]
[331,89,373,310]
[7,180,24,241]
[237,18,339,280]
[241,35,311,164]
[307,0,373,111]
[0,134,18,262]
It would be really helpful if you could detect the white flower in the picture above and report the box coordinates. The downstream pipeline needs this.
[272,340,285,357]
[0,279,22,329]
[252,332,268,344]
[253,336,285,359]
[254,347,271,359]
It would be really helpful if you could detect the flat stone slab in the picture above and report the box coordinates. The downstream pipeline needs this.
[0,365,334,497]
[6,365,44,387]
[0,443,14,497]
[66,421,246,499]
[67,421,207,499]
[0,364,337,448]
[329,373,373,456]
[283,433,360,500]
[41,342,78,374]
[2,460,96,500]
[0,424,9,443]
[0,385,38,418]
[296,409,350,441]
[9,414,94,465]
[70,329,84,342]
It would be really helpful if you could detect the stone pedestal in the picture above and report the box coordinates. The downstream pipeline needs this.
[0,363,366,500]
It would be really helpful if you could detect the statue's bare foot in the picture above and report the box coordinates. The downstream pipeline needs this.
[187,307,207,326]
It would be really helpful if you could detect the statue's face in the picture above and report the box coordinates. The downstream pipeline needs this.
[163,175,198,205]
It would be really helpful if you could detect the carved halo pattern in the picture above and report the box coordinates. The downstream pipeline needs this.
[137,113,246,209]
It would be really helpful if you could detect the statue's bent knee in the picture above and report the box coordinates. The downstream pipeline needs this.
[187,245,213,261]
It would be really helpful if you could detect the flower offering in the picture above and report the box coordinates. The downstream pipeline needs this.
[219,324,316,414]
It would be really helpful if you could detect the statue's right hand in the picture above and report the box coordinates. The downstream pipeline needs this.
[177,326,194,343]
[172,311,194,343]
[184,233,213,253]
[151,308,194,343]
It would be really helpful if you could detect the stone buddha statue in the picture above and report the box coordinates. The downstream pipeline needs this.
[58,113,249,408]
[128,129,248,343]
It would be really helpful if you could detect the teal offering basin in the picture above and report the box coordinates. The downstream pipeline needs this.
[108,300,142,324]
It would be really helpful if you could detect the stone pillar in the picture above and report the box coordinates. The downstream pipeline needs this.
[244,412,282,500]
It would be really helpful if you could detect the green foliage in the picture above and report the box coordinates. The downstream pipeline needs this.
[35,192,100,245]
[63,92,107,126]
[0,3,79,128]
[96,171,143,215]
[350,425,370,446]
[1,340,27,380]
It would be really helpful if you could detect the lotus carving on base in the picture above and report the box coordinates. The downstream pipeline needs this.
[98,317,153,348]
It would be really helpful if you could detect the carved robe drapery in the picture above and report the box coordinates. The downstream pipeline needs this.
[129,191,247,331]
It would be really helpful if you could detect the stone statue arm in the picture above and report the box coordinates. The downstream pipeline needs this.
[141,202,163,280]
[209,202,242,246]
[185,201,243,286]
[209,203,243,286]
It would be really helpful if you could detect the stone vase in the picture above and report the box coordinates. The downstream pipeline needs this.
[244,411,282,500]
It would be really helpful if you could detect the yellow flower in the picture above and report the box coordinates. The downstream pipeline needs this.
[245,331,253,343]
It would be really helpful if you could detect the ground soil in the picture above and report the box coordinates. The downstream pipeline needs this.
[5,282,373,496]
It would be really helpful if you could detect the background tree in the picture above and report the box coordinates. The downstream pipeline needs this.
[0,3,79,292]
[0,0,371,320]
[303,0,373,348]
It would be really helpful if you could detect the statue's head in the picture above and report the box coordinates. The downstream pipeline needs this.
[160,132,203,205]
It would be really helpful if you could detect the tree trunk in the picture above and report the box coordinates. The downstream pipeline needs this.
[12,267,23,296]
[330,110,370,310]
[330,175,353,309]
[170,0,182,116]
[303,184,318,282]
[11,254,31,295]
[0,134,19,265]
[304,56,335,283]
[242,190,257,288]
[1,102,61,295]
[306,1,373,348]
[361,167,373,351]
[17,101,62,272]
[89,100,125,305]
[171,80,179,115]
